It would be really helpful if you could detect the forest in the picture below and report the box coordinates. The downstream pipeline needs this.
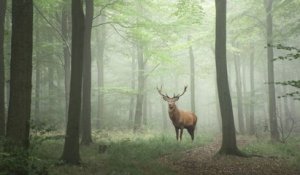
[0,0,300,174]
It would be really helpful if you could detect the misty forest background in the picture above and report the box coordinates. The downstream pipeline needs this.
[1,0,300,175]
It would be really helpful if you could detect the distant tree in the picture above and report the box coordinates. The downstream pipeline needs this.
[215,0,243,155]
[5,0,33,151]
[133,42,145,132]
[0,0,7,136]
[249,44,255,135]
[128,52,136,128]
[61,0,84,164]
[34,15,41,118]
[96,14,106,129]
[81,0,93,145]
[188,35,196,113]
[61,2,71,118]
[233,49,245,134]
[264,0,279,142]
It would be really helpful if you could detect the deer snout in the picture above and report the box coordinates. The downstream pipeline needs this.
[168,103,175,109]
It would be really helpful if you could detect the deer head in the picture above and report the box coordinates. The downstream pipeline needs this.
[157,86,187,110]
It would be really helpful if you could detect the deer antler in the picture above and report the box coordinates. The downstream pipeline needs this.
[174,86,188,98]
[157,85,169,98]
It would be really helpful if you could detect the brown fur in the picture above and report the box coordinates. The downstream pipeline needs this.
[168,101,197,141]
[157,86,197,141]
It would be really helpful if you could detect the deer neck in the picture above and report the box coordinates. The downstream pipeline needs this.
[168,105,180,121]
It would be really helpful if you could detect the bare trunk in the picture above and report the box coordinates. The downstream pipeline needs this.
[215,0,241,155]
[143,91,148,126]
[34,16,40,119]
[62,4,71,119]
[249,45,255,135]
[81,0,93,145]
[61,0,84,164]
[0,0,7,136]
[96,14,106,129]
[6,0,33,151]
[128,53,136,128]
[265,0,279,141]
[160,77,168,131]
[188,35,196,113]
[234,54,245,134]
[133,43,144,132]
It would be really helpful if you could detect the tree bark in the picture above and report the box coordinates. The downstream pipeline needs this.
[61,0,84,164]
[264,0,279,141]
[215,0,242,155]
[96,14,106,129]
[233,54,245,134]
[6,0,33,151]
[0,0,7,136]
[81,0,93,145]
[188,35,196,113]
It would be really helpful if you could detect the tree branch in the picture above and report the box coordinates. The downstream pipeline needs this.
[33,3,71,56]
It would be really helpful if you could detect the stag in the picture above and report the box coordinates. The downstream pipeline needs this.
[157,86,197,141]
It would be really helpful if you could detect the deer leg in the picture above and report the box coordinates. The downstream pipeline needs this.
[187,127,195,141]
[179,128,183,141]
[175,127,179,140]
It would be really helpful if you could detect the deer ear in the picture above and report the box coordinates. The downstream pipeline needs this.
[163,96,168,101]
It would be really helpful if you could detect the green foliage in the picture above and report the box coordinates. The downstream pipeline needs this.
[0,148,48,175]
[174,0,203,25]
[272,44,300,61]
[242,137,300,167]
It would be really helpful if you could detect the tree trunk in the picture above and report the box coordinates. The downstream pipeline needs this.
[215,0,242,156]
[242,56,250,133]
[96,14,106,129]
[34,15,41,119]
[188,35,196,113]
[6,0,33,152]
[48,60,54,113]
[233,54,245,134]
[264,0,279,142]
[81,0,93,145]
[160,77,168,131]
[61,0,84,164]
[249,45,255,135]
[143,91,148,126]
[62,3,71,119]
[128,53,136,129]
[133,43,144,132]
[0,0,7,136]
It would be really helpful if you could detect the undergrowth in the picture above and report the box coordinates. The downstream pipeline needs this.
[242,137,300,169]
[2,130,299,175]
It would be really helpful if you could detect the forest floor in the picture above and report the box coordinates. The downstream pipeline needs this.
[160,136,300,175]
[2,131,300,175]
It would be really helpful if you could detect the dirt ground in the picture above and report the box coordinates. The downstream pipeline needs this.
[160,138,300,175]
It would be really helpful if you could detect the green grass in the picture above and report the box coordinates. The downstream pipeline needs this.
[29,130,213,175]
[242,137,300,168]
